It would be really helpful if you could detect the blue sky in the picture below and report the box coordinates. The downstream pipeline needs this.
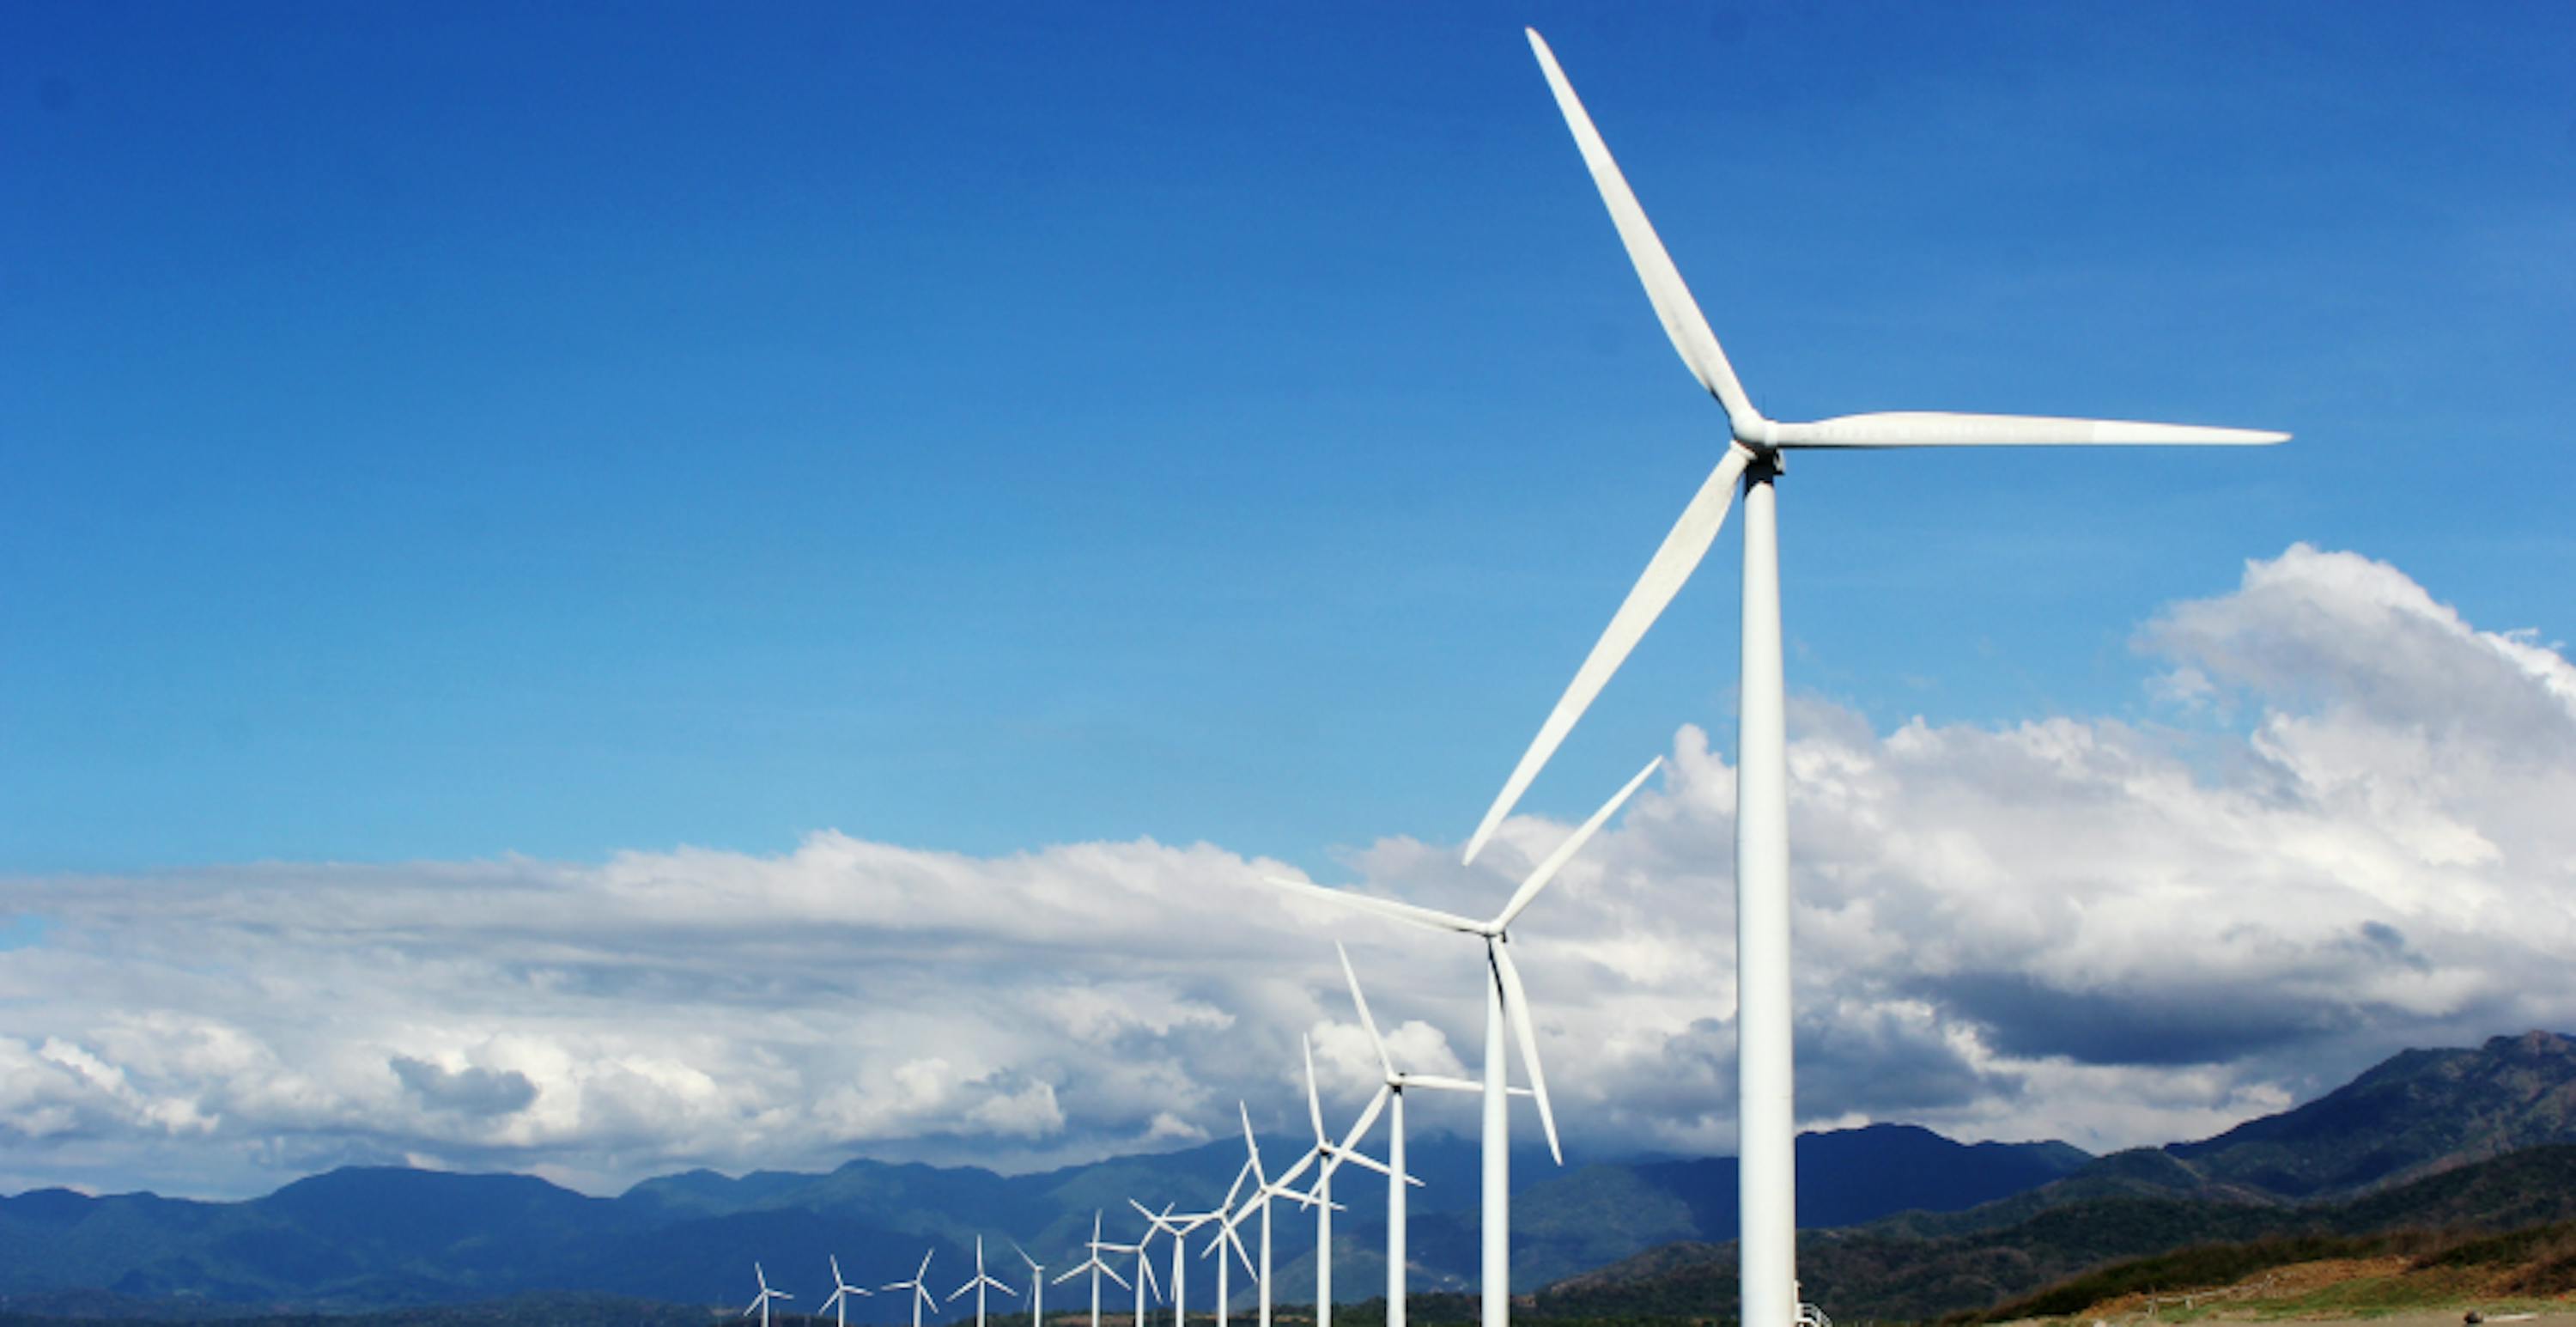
[4,3,2574,1198]
[9,0,2567,874]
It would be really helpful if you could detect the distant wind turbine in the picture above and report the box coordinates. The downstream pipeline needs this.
[951,1236,1020,1327]
[1195,1163,1260,1327]
[823,1256,874,1327]
[1013,1243,1047,1327]
[1093,1221,1161,1327]
[1261,758,1659,1327]
[1468,30,2290,1327]
[1131,1198,1214,1327]
[1218,1100,1344,1327]
[884,1248,940,1327]
[745,1263,793,1327]
[1052,1214,1132,1327]
[1299,1032,1417,1327]
[1334,940,1493,1327]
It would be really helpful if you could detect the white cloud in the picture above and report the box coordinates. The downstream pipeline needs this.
[1,545,2571,1196]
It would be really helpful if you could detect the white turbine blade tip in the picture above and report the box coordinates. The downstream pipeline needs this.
[1524,27,1760,426]
[1492,942,1564,1166]
[1494,753,1661,930]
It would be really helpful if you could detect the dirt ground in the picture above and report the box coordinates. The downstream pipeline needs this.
[2020,1254,2575,1327]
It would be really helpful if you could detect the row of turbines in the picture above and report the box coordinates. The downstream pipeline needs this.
[740,867,1608,1327]
[756,16,2283,1326]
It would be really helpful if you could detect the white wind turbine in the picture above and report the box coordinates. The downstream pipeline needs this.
[1332,940,1498,1327]
[1194,1165,1260,1327]
[1261,758,1661,1327]
[1297,1032,1419,1327]
[1466,30,2291,1327]
[1013,1243,1047,1327]
[1218,1101,1334,1327]
[1093,1221,1162,1327]
[1129,1199,1210,1327]
[1053,1214,1133,1327]
[745,1263,793,1327]
[883,1249,940,1327]
[951,1236,1021,1327]
[823,1256,875,1327]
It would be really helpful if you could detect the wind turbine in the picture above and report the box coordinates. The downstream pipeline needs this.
[1053,1213,1132,1327]
[1333,941,1491,1327]
[1261,758,1660,1327]
[1466,30,2291,1327]
[1132,1199,1217,1327]
[1014,1243,1047,1327]
[951,1236,1021,1327]
[1093,1222,1161,1327]
[823,1256,874,1327]
[745,1263,793,1327]
[884,1249,940,1327]
[1298,1032,1418,1327]
[1194,1165,1260,1327]
[1218,1101,1330,1327]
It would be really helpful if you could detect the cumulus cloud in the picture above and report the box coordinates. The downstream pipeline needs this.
[1,545,2570,1198]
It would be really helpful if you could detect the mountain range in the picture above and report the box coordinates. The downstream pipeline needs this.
[6,1031,2573,1322]
[1538,1030,2576,1322]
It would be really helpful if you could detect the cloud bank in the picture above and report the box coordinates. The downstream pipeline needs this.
[3,545,2571,1199]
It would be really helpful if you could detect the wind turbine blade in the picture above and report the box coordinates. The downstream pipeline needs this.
[1462,447,1750,866]
[1401,1073,1485,1094]
[1272,1147,1317,1194]
[1015,1242,1038,1274]
[832,1257,844,1287]
[1334,942,1396,1079]
[1238,1101,1267,1184]
[1303,1035,1328,1141]
[1220,1158,1254,1210]
[757,1264,770,1294]
[1051,1267,1083,1287]
[1220,1219,1257,1278]
[1494,755,1659,928]
[1340,1082,1390,1153]
[1491,940,1563,1165]
[1776,411,2289,448]
[1328,1144,1396,1181]
[1257,874,1482,934]
[920,1250,937,1281]
[1526,29,1760,432]
[1136,1251,1160,1302]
